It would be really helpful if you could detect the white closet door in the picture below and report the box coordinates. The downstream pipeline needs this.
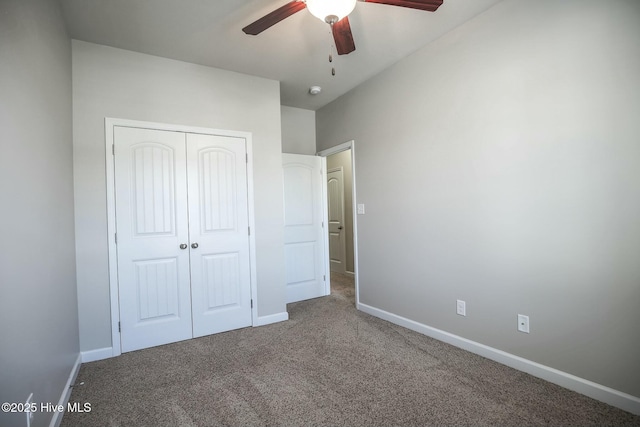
[114,126,193,353]
[187,133,252,337]
[283,154,328,303]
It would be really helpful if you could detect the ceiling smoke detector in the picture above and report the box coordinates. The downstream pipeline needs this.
[309,86,322,95]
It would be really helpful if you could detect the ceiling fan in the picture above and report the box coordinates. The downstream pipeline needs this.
[242,0,444,55]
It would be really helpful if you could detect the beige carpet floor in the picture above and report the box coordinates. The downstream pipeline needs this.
[61,273,639,426]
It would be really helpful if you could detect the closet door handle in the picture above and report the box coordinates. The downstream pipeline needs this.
[179,243,188,250]
[191,243,199,249]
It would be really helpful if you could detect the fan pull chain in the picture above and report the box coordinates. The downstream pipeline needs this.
[328,27,336,76]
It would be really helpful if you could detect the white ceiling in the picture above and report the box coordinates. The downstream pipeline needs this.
[60,0,502,110]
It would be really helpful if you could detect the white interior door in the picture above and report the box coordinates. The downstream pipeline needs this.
[327,168,346,274]
[187,133,252,337]
[283,154,328,303]
[114,126,193,353]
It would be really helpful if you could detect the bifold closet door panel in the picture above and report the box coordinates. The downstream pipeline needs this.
[114,126,193,353]
[186,133,253,338]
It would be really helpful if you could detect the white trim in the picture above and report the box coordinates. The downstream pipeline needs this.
[253,311,289,327]
[317,141,353,156]
[105,120,120,357]
[245,137,259,328]
[317,140,359,306]
[357,302,640,416]
[351,142,359,307]
[49,354,81,427]
[105,118,253,138]
[105,118,257,357]
[81,347,113,363]
[320,157,331,296]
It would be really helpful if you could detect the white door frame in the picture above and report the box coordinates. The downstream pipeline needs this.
[317,140,360,308]
[105,117,258,358]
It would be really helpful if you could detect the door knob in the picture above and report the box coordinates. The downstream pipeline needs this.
[179,243,187,250]
[338,226,343,230]
[191,243,199,249]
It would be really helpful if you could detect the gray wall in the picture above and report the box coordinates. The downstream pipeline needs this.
[327,150,354,273]
[0,1,80,426]
[73,41,286,352]
[316,0,640,398]
[281,106,316,155]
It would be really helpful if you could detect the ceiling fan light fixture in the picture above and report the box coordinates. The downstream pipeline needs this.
[306,0,357,24]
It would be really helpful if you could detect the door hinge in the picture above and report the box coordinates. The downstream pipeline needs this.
[324,275,326,281]
[250,299,253,309]
[246,153,249,163]
[248,226,250,236]
[118,321,121,333]
[114,233,117,244]
[112,144,115,155]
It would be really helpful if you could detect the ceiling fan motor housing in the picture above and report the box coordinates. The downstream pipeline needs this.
[324,14,339,24]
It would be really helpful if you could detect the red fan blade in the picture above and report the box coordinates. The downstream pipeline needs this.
[332,17,356,55]
[242,1,307,35]
[363,0,443,12]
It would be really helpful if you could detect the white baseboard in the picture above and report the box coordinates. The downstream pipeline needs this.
[81,347,114,363]
[49,353,81,427]
[357,302,640,416]
[253,311,289,327]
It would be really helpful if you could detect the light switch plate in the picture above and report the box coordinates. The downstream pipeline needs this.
[357,204,365,215]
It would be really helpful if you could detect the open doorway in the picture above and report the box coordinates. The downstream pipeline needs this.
[318,141,358,307]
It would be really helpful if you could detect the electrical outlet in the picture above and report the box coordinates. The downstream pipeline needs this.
[518,314,530,333]
[357,204,365,215]
[25,393,33,427]
[456,300,466,316]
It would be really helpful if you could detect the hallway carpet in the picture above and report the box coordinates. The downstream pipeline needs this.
[61,274,639,426]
